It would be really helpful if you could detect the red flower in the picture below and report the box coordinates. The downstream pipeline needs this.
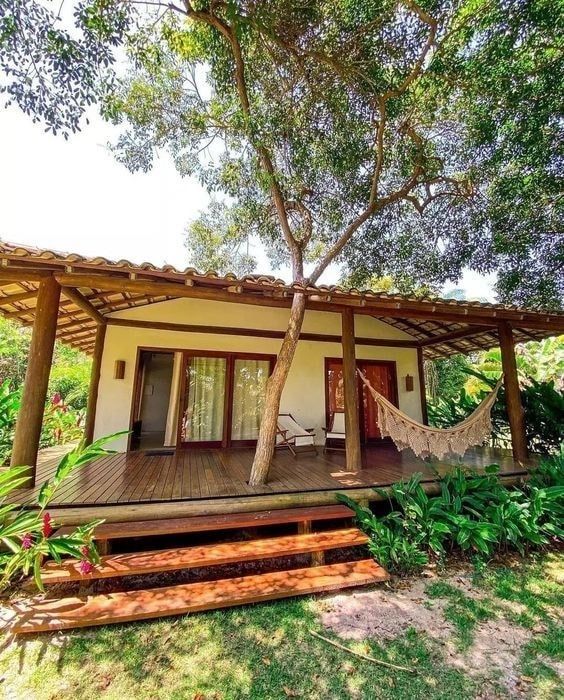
[78,560,94,575]
[51,392,62,406]
[81,545,90,557]
[42,513,53,538]
[21,533,33,550]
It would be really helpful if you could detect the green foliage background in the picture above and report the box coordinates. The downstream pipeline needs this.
[0,317,91,409]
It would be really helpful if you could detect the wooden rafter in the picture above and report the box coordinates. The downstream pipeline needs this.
[61,287,105,324]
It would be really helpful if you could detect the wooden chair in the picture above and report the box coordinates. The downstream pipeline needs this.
[323,411,346,452]
[276,414,317,456]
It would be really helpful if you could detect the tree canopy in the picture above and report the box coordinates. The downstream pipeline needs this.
[343,0,563,308]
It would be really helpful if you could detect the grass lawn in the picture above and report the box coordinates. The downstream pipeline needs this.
[0,551,562,699]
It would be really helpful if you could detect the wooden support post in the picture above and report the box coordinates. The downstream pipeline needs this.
[84,322,107,445]
[10,277,61,483]
[417,347,429,425]
[498,321,528,463]
[341,308,361,471]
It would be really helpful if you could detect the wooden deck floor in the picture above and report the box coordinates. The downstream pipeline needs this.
[12,444,537,510]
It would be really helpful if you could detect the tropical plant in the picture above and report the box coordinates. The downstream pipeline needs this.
[40,394,86,448]
[428,365,564,454]
[338,456,564,574]
[0,382,20,466]
[0,432,125,591]
[0,317,92,410]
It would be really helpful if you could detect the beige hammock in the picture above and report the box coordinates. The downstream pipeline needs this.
[358,370,503,460]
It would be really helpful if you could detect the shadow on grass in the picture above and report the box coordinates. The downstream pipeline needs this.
[3,596,479,700]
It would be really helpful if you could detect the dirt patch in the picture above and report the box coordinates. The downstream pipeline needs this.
[318,577,453,641]
[317,569,545,697]
[445,618,532,697]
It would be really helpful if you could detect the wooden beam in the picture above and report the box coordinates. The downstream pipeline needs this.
[106,317,419,348]
[84,323,107,445]
[10,278,61,482]
[0,268,51,282]
[341,308,361,471]
[61,286,105,324]
[498,322,528,463]
[420,325,493,347]
[0,289,38,305]
[54,272,293,310]
[417,347,428,425]
[57,327,95,341]
[56,271,563,332]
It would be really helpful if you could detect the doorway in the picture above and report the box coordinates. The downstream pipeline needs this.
[325,358,398,443]
[132,351,178,451]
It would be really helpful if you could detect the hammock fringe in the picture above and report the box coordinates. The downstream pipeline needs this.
[358,370,503,460]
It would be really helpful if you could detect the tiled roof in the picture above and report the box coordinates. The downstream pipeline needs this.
[0,240,562,357]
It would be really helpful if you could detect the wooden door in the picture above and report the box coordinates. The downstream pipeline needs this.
[325,358,398,443]
[358,361,398,441]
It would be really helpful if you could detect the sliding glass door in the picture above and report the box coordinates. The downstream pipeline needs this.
[181,356,227,446]
[231,358,271,444]
[180,352,274,448]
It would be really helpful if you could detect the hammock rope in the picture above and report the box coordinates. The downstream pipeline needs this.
[358,370,503,460]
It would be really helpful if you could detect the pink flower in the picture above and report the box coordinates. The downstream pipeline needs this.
[42,513,53,538]
[21,533,33,550]
[81,545,90,558]
[78,560,94,575]
[51,393,62,406]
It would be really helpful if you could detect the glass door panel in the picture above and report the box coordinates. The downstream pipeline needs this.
[231,359,270,441]
[181,356,227,444]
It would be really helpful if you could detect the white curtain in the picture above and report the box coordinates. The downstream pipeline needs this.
[164,352,183,447]
[182,357,226,442]
[231,359,270,440]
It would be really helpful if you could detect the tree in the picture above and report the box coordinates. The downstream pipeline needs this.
[342,0,564,309]
[2,1,516,484]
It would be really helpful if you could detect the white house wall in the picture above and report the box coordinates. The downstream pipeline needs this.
[94,297,423,451]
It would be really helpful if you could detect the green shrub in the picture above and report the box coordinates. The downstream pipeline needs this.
[40,396,85,448]
[428,369,564,454]
[48,361,91,410]
[0,382,20,466]
[338,454,564,575]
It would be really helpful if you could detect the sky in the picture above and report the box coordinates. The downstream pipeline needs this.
[0,105,497,300]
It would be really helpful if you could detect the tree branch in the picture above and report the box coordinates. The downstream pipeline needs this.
[183,1,305,280]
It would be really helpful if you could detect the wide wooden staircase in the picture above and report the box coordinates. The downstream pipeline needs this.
[7,505,389,634]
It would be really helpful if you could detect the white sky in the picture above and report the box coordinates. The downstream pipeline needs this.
[0,107,496,300]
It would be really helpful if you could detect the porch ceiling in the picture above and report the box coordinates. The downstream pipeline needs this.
[0,240,562,358]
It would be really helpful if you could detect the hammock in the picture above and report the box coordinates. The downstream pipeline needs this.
[358,370,503,460]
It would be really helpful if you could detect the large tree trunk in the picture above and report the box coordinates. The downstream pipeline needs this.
[248,292,307,485]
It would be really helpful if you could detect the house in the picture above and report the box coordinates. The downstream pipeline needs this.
[3,240,564,633]
[1,240,562,522]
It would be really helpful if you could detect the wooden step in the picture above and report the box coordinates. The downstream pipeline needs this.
[10,559,388,634]
[54,504,355,541]
[41,528,369,583]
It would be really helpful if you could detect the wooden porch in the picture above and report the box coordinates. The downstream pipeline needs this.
[11,444,538,523]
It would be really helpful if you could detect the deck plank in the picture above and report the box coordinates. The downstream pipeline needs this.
[7,445,536,510]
